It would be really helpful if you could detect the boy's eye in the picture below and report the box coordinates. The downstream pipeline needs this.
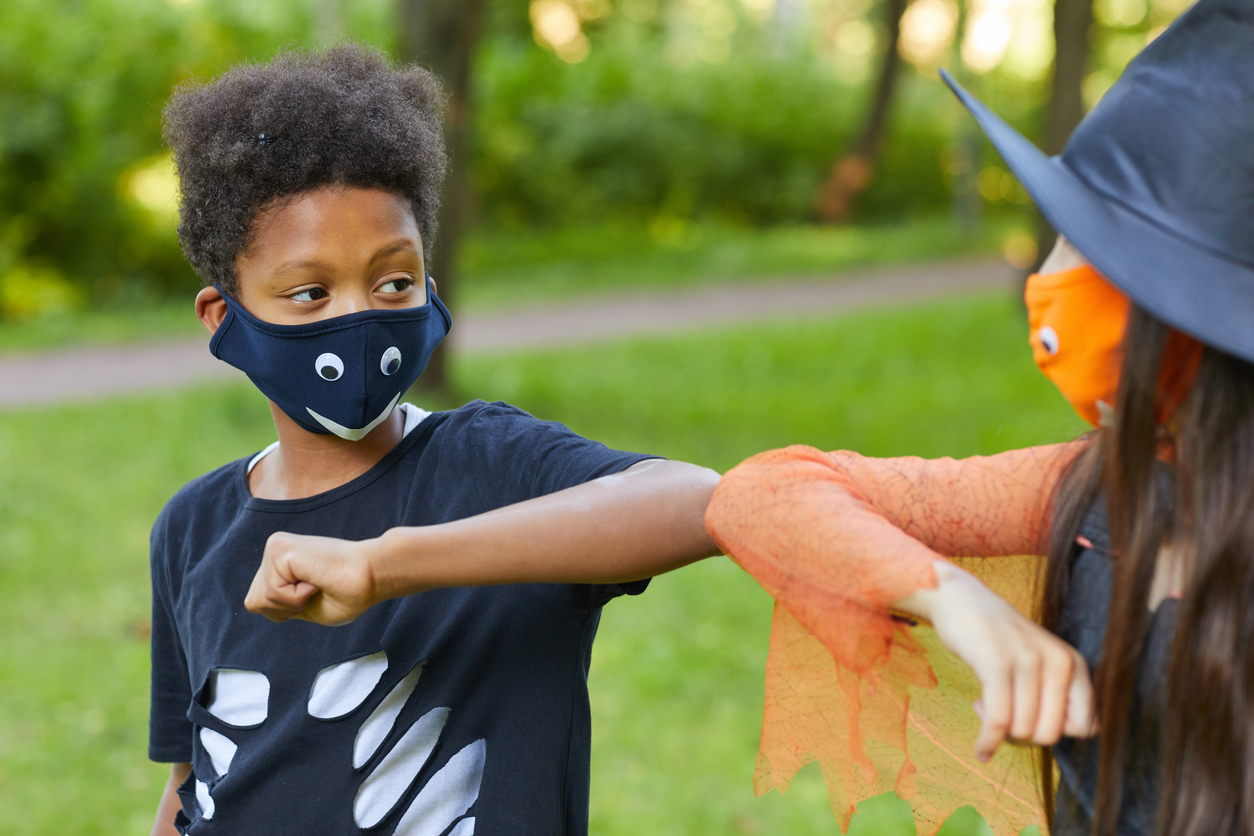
[290,287,328,302]
[378,277,414,294]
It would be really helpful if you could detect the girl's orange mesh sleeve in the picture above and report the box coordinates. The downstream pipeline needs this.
[705,442,1086,835]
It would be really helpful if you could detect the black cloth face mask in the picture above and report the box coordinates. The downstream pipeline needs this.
[209,277,451,440]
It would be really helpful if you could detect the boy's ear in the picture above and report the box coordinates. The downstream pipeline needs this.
[195,286,229,336]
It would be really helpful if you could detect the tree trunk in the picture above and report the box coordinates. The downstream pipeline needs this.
[1033,0,1093,268]
[816,0,909,224]
[398,0,484,394]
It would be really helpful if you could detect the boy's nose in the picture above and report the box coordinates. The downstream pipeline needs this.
[329,291,374,317]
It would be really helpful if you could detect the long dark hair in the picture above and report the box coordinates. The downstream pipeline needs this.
[1039,305,1254,835]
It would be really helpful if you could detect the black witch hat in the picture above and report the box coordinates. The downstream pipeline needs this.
[942,0,1254,362]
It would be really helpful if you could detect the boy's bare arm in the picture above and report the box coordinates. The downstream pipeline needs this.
[245,459,721,625]
[152,763,190,836]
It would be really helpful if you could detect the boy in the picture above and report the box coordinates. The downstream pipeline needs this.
[150,46,719,835]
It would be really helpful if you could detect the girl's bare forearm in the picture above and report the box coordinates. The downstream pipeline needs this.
[891,559,972,622]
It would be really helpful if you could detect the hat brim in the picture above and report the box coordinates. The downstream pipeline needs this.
[941,69,1254,364]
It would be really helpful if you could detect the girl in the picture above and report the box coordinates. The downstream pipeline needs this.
[706,1,1254,833]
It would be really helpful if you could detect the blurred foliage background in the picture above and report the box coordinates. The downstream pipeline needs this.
[0,0,1189,320]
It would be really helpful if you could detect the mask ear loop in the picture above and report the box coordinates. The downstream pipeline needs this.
[1097,400,1115,427]
[208,285,240,358]
[426,274,453,332]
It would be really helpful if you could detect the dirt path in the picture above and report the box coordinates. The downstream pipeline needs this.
[0,257,1016,410]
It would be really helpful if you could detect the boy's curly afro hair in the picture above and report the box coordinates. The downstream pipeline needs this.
[163,44,448,296]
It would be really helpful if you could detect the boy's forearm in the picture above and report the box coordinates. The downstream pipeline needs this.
[152,762,190,836]
[369,459,721,601]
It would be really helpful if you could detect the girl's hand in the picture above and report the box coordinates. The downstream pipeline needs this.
[896,561,1098,761]
[244,532,380,626]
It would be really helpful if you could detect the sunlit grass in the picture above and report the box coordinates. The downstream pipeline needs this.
[0,289,1079,834]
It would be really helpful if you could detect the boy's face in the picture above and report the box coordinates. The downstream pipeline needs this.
[213,186,429,326]
[194,186,447,443]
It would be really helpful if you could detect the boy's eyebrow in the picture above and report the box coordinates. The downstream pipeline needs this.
[270,241,420,277]
[367,240,421,264]
[272,258,330,276]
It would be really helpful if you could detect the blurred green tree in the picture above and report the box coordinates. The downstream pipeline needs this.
[0,0,395,317]
[0,0,197,312]
[0,0,1183,319]
[470,0,947,230]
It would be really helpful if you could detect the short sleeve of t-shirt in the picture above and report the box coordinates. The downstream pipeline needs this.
[455,401,657,610]
[148,512,194,763]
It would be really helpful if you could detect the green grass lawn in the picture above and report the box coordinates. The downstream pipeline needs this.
[0,215,1025,354]
[0,289,1081,834]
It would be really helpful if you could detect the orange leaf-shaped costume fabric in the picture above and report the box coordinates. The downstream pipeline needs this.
[705,442,1087,834]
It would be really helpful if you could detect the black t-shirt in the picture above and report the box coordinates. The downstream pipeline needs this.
[1052,497,1176,836]
[149,401,654,836]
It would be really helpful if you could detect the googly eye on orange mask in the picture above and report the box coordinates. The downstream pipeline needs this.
[1025,264,1203,427]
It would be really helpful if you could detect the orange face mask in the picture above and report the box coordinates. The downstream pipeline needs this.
[1025,264,1203,427]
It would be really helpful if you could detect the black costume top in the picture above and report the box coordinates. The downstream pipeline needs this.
[1052,499,1178,835]
[148,401,655,836]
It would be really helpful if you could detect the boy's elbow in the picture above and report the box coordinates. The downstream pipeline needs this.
[645,460,722,556]
[684,464,723,559]
[628,458,719,494]
[704,470,738,542]
[688,462,722,495]
[680,463,722,523]
[657,460,721,519]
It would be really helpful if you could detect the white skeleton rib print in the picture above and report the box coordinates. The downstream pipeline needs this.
[195,653,486,835]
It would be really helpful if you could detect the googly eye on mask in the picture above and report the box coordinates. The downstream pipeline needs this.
[380,347,402,376]
[315,353,345,381]
[209,277,452,440]
[1037,326,1060,356]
